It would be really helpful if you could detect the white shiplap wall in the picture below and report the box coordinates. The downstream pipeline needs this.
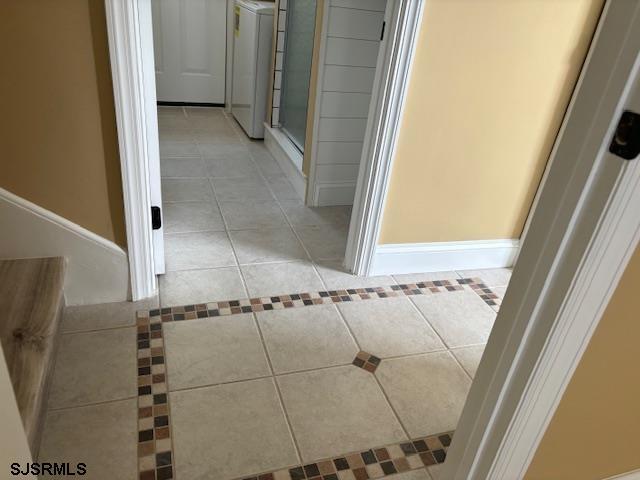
[310,0,386,206]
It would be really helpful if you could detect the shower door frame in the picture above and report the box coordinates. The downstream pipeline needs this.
[277,0,317,153]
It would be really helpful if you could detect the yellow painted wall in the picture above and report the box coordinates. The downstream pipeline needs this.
[0,0,126,247]
[526,244,640,479]
[379,0,603,244]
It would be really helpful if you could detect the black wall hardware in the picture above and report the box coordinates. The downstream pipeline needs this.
[380,21,386,41]
[151,206,162,230]
[609,110,640,160]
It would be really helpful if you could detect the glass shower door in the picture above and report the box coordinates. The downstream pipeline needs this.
[279,0,316,152]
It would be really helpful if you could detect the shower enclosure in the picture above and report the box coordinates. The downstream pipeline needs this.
[279,0,317,152]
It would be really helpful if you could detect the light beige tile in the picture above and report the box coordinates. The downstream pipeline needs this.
[376,352,471,437]
[211,176,273,202]
[219,200,288,230]
[159,140,200,157]
[159,267,246,307]
[392,271,461,283]
[337,298,444,358]
[451,344,485,378]
[241,261,324,298]
[204,155,258,178]
[193,130,242,144]
[267,178,303,201]
[164,314,270,390]
[295,224,348,260]
[251,151,284,177]
[411,291,496,348]
[164,231,236,271]
[49,328,136,409]
[315,259,394,290]
[456,268,512,287]
[257,304,358,374]
[171,378,298,479]
[492,286,507,299]
[62,296,158,333]
[277,366,407,461]
[162,201,225,234]
[161,157,206,177]
[161,178,213,203]
[229,228,308,264]
[201,145,252,162]
[39,399,137,479]
[427,463,444,480]
[158,129,194,142]
[280,201,351,227]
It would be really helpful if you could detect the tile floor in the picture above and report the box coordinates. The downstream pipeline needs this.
[39,107,514,480]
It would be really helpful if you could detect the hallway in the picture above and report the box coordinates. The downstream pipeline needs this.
[158,106,352,307]
[36,107,510,480]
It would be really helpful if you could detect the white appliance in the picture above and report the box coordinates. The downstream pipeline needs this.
[232,0,274,138]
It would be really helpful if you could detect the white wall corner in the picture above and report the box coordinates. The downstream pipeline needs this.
[0,188,130,306]
[370,239,520,275]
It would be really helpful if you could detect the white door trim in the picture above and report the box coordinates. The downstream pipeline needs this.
[343,0,424,276]
[445,1,640,478]
[104,0,158,300]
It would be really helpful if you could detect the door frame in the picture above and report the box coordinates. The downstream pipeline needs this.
[343,0,423,275]
[105,0,159,301]
[105,1,640,478]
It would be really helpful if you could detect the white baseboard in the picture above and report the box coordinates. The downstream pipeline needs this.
[371,239,520,275]
[313,182,356,206]
[605,470,640,480]
[263,124,306,201]
[0,188,130,305]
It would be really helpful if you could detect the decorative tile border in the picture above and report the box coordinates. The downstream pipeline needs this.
[353,351,381,373]
[239,431,453,480]
[145,278,499,324]
[135,277,501,479]
[136,310,174,480]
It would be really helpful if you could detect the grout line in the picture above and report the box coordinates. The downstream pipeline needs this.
[60,323,138,336]
[47,394,138,413]
[167,372,275,395]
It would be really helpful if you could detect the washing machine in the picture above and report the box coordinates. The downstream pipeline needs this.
[231,0,275,138]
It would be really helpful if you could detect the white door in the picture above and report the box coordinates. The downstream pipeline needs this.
[152,0,227,104]
[140,0,166,275]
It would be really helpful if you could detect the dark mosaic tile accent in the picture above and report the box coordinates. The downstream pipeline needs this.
[468,282,503,310]
[136,310,175,480]
[353,351,382,373]
[142,278,501,324]
[238,431,453,480]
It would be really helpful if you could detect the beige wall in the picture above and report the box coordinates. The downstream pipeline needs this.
[0,0,126,247]
[526,244,640,479]
[379,0,603,244]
